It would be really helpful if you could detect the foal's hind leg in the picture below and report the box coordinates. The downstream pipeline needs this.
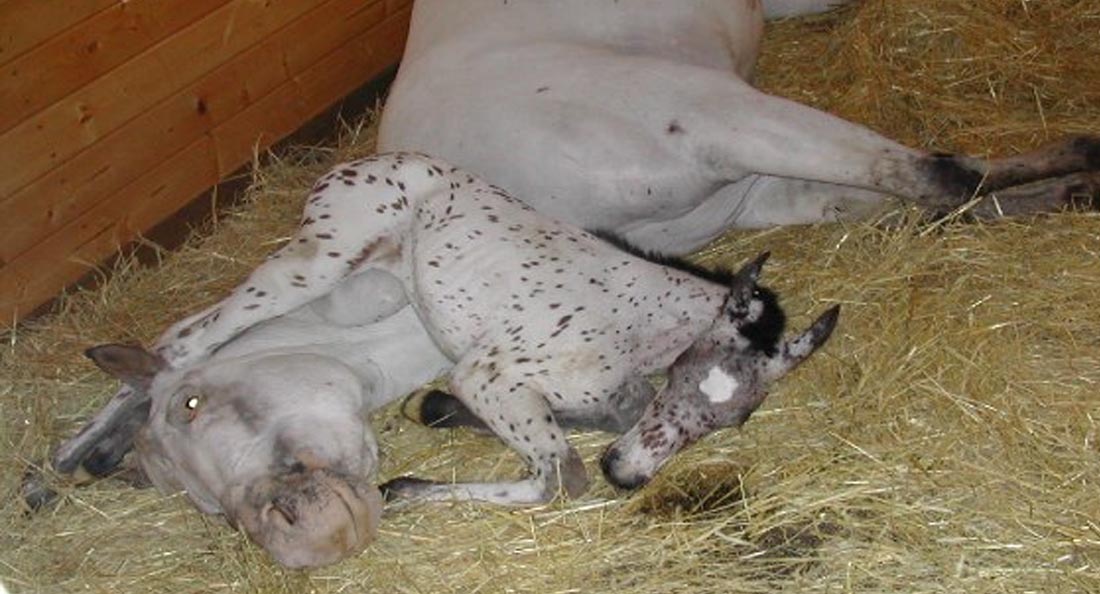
[156,235,406,368]
[155,158,429,368]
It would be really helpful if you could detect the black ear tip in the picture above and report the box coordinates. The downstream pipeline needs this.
[735,251,771,283]
[817,305,841,336]
[749,251,771,272]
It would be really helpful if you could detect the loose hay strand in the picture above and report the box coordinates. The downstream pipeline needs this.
[3,1,1100,592]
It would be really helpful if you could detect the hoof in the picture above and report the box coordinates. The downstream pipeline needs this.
[379,476,440,502]
[21,468,58,513]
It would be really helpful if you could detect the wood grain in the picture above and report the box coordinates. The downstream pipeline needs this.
[0,0,116,65]
[0,0,321,200]
[0,0,230,135]
[0,5,411,324]
[0,0,387,267]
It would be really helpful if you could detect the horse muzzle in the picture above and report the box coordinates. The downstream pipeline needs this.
[232,468,383,568]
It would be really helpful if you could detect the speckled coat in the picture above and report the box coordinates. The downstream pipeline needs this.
[153,152,839,504]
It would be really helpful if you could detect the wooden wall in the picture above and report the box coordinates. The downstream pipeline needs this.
[0,0,413,326]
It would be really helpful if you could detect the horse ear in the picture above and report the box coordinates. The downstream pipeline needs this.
[724,251,770,319]
[85,344,165,391]
[734,251,770,285]
[763,305,840,380]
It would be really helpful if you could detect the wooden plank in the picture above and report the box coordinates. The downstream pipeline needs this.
[212,6,412,173]
[0,0,231,136]
[0,0,116,65]
[0,0,324,201]
[0,135,219,325]
[0,8,411,324]
[0,0,387,267]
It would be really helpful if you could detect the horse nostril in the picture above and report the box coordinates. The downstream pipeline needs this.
[266,496,299,526]
[599,447,621,478]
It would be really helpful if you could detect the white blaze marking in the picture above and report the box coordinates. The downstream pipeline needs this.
[699,366,739,403]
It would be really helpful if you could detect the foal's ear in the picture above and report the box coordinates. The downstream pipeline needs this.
[85,344,165,391]
[764,305,840,380]
[725,251,770,318]
[733,251,770,285]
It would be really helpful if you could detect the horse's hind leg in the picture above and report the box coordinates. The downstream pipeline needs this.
[677,74,1100,216]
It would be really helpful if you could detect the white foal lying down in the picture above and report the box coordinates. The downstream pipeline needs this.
[379,0,1100,254]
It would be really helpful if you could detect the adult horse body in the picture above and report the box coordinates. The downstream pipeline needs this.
[379,0,1100,254]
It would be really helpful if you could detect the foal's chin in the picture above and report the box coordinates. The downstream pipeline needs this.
[599,438,673,492]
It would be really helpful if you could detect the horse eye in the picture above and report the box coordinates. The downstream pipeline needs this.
[166,391,203,427]
[175,391,204,424]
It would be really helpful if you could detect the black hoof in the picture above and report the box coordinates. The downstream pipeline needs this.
[379,476,439,502]
[21,468,58,513]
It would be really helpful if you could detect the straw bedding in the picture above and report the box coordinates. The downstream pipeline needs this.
[3,1,1099,592]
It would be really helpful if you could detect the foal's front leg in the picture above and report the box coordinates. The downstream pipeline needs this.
[383,355,589,505]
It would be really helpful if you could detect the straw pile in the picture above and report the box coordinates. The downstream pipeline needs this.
[3,1,1099,592]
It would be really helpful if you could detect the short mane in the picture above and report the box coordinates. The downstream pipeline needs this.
[591,230,786,356]
[589,230,735,285]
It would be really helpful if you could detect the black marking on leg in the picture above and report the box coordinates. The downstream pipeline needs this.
[414,390,489,431]
[81,396,150,477]
[81,446,128,478]
[1071,136,1100,170]
[921,153,984,200]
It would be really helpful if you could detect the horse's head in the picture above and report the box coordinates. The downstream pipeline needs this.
[85,345,384,568]
[600,253,839,490]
